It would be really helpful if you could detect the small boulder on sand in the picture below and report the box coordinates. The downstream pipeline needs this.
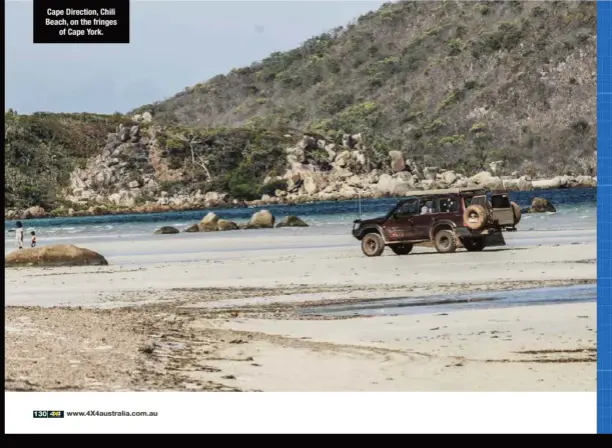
[186,216,239,232]
[198,212,219,232]
[529,197,556,213]
[217,219,239,231]
[184,224,200,233]
[276,215,309,228]
[153,226,179,235]
[5,244,108,268]
[245,210,275,229]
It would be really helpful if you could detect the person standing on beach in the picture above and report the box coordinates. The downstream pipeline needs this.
[30,231,37,248]
[15,221,24,250]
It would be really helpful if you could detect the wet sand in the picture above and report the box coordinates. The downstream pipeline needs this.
[4,228,596,391]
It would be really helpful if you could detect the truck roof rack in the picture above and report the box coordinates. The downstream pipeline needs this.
[400,187,490,198]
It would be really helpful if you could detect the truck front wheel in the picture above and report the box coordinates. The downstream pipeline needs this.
[361,233,385,257]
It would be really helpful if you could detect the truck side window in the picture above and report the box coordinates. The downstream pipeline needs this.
[471,195,487,207]
[420,199,436,214]
[491,195,511,208]
[439,197,458,213]
[396,199,419,217]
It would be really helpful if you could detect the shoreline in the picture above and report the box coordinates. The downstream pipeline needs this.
[4,185,597,221]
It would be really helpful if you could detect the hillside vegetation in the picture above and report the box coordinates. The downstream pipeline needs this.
[5,1,596,212]
[132,0,595,176]
[4,111,127,209]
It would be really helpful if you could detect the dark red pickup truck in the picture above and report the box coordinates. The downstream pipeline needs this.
[352,187,521,257]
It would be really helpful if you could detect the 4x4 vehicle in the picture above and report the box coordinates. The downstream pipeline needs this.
[352,187,521,257]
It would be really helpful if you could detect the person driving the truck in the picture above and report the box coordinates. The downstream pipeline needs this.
[420,201,432,214]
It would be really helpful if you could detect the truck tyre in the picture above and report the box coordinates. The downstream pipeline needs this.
[390,244,413,255]
[464,204,489,230]
[511,202,521,225]
[434,229,457,254]
[462,237,486,252]
[361,233,385,257]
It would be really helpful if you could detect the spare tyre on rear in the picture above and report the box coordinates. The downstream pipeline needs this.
[463,204,489,230]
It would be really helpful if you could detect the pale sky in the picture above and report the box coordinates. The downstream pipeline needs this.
[5,0,384,114]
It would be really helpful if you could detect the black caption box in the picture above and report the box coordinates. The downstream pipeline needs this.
[33,0,130,44]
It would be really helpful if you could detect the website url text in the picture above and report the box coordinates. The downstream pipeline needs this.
[66,411,158,417]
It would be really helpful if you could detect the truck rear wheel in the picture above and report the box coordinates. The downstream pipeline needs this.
[361,233,385,257]
[462,237,486,252]
[390,244,413,255]
[434,230,457,254]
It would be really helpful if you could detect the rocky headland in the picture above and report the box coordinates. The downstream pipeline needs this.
[4,123,596,221]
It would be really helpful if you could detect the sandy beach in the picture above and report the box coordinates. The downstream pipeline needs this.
[5,228,596,392]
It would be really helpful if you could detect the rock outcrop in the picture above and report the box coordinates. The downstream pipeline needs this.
[198,212,220,232]
[529,197,557,213]
[247,135,597,208]
[276,216,309,228]
[5,245,109,267]
[62,123,231,212]
[217,219,239,231]
[183,213,240,232]
[153,226,180,234]
[22,206,46,219]
[245,210,275,229]
[183,212,309,232]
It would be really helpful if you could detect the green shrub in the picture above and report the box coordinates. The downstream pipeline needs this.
[447,38,464,56]
[259,179,289,197]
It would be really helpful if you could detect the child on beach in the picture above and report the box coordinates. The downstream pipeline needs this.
[31,231,37,248]
[15,221,24,250]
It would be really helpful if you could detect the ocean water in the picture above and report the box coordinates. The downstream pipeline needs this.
[4,188,596,246]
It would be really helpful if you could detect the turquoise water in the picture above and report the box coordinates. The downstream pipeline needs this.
[4,188,596,245]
